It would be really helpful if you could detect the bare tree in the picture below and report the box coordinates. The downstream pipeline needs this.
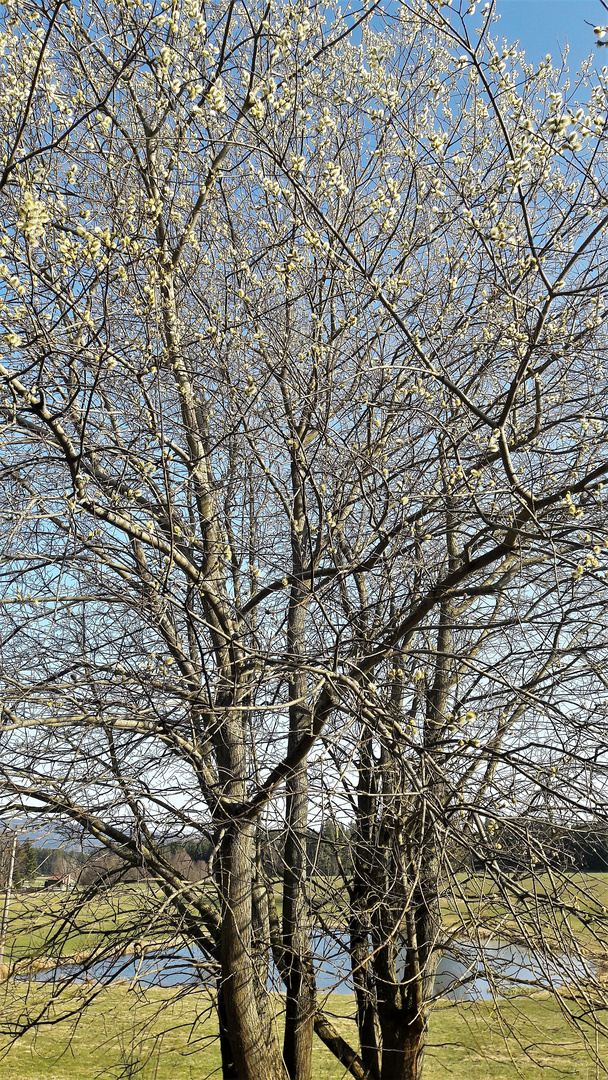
[2,1,608,1079]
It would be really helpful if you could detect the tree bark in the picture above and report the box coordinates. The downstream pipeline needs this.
[282,578,315,1080]
[351,731,382,1079]
[377,1004,427,1080]
[350,929,382,1080]
[219,821,288,1080]
[217,982,239,1080]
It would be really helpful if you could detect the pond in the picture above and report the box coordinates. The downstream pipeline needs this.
[28,933,592,1000]
[287,934,591,999]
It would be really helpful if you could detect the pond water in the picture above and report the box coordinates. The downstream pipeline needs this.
[30,934,592,999]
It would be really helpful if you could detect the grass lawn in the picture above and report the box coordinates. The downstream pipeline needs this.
[6,872,608,961]
[0,984,606,1080]
[2,876,608,1078]
[0,884,198,962]
[438,871,608,957]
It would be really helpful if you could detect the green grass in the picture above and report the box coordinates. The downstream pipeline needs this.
[7,871,608,961]
[0,884,194,962]
[425,995,608,1080]
[437,871,608,958]
[0,984,606,1079]
[2,876,608,1078]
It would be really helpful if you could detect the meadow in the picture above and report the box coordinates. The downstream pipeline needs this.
[7,871,608,958]
[1,875,608,1079]
[0,984,606,1080]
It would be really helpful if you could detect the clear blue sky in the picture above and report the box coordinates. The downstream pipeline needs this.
[495,1,605,71]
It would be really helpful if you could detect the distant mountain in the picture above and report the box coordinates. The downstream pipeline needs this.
[1,821,101,850]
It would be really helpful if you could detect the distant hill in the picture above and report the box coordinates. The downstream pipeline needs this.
[2,821,101,851]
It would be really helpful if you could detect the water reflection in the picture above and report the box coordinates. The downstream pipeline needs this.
[28,935,591,999]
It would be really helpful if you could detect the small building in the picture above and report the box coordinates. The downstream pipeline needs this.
[43,873,73,891]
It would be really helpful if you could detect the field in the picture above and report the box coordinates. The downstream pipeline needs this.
[0,884,170,961]
[0,984,606,1080]
[7,872,608,959]
[1,876,608,1078]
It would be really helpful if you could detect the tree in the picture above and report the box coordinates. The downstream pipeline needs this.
[1,1,608,1078]
[45,850,67,879]
[20,840,37,883]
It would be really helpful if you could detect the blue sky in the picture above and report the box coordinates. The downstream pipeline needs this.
[495,1,605,71]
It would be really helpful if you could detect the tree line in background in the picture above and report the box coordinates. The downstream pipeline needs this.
[0,837,36,887]
[2,0,608,1079]
[4,819,608,894]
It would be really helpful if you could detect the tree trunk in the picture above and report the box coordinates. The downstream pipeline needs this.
[351,731,381,1079]
[217,982,239,1080]
[378,1006,427,1080]
[282,576,315,1080]
[351,929,382,1080]
[282,939,315,1080]
[219,821,288,1080]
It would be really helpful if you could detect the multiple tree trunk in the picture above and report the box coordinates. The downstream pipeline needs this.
[2,2,608,1079]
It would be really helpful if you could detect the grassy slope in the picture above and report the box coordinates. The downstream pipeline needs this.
[0,985,606,1080]
[7,872,608,958]
[2,875,608,1078]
